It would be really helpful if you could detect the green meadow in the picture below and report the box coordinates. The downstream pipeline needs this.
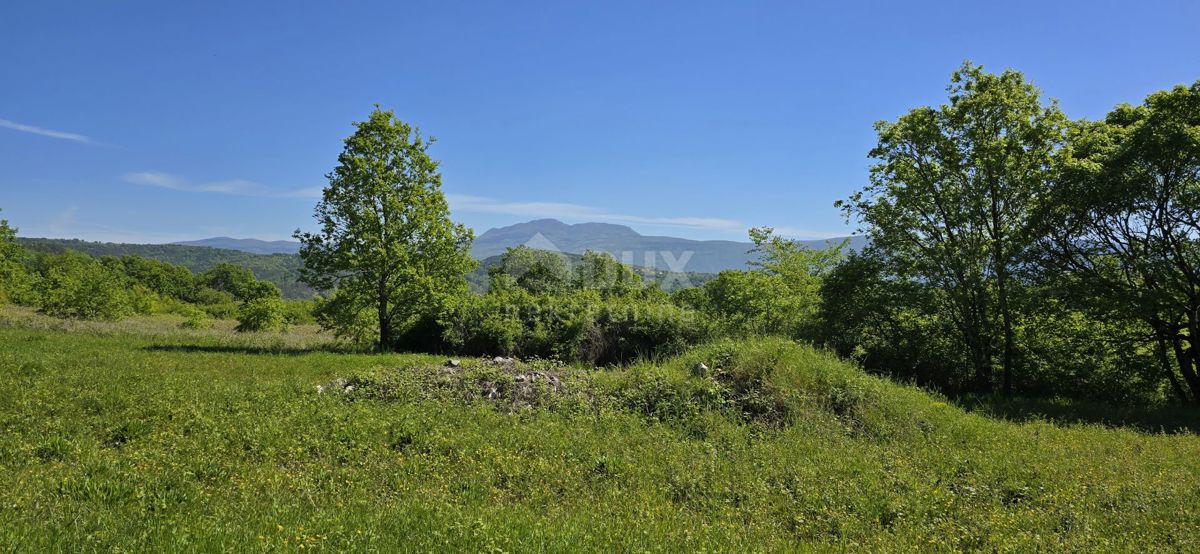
[1,308,1197,552]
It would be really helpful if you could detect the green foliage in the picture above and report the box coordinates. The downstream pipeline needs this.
[18,237,315,299]
[106,255,197,300]
[177,304,214,330]
[235,297,289,332]
[0,213,35,305]
[574,250,643,296]
[280,299,317,326]
[36,251,132,320]
[199,263,281,302]
[312,289,378,345]
[440,287,711,365]
[675,228,843,339]
[295,107,476,351]
[489,246,573,294]
[838,62,1067,395]
[1044,81,1200,404]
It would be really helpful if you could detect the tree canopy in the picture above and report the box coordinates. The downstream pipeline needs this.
[295,108,475,351]
[839,62,1066,394]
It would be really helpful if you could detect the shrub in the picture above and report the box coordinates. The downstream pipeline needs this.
[235,297,288,332]
[178,305,214,330]
[439,288,711,364]
[202,302,240,320]
[37,251,132,320]
[281,299,317,325]
[0,214,35,305]
[313,290,378,345]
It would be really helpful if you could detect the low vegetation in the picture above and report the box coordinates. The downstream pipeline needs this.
[1,316,1197,551]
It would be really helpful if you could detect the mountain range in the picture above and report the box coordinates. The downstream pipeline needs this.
[471,219,864,273]
[175,219,864,274]
[173,237,302,255]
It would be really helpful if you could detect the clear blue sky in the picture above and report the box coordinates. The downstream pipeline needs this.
[2,0,1198,243]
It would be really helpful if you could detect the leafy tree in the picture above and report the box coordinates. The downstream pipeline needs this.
[674,229,843,339]
[1044,81,1200,403]
[697,270,800,336]
[574,250,643,296]
[198,263,280,302]
[294,107,475,351]
[489,246,572,295]
[37,251,132,320]
[838,62,1066,395]
[0,211,34,304]
[111,255,197,300]
[748,227,845,323]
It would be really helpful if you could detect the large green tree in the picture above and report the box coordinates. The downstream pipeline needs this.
[295,108,475,351]
[489,246,572,295]
[1045,82,1200,403]
[839,63,1066,395]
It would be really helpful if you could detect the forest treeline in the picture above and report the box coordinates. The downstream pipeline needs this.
[16,238,315,298]
[2,63,1197,407]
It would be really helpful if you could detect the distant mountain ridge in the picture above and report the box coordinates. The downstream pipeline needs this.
[173,237,301,255]
[472,219,864,273]
[169,219,864,274]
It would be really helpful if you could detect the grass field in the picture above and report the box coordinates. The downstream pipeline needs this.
[1,308,1198,552]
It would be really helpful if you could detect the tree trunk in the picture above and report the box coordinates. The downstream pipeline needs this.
[1155,334,1190,403]
[966,291,993,394]
[378,286,391,353]
[1169,337,1200,404]
[997,268,1015,397]
[990,188,1014,397]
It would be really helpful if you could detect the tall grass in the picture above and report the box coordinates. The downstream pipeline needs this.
[0,312,1197,551]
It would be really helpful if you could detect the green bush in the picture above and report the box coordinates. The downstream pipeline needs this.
[440,288,711,364]
[235,297,288,332]
[36,251,132,320]
[178,305,214,330]
[281,299,317,325]
[312,290,378,345]
[0,214,35,305]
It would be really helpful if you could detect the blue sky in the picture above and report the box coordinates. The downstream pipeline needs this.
[2,1,1198,243]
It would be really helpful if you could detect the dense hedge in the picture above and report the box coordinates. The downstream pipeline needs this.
[439,288,711,365]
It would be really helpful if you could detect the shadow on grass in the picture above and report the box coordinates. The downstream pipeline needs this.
[955,395,1200,434]
[143,343,364,356]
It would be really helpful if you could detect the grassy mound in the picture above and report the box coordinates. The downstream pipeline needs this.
[0,319,1198,551]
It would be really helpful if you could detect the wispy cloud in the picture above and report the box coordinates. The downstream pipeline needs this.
[0,118,92,143]
[447,194,743,232]
[761,225,848,240]
[446,193,848,239]
[123,171,318,198]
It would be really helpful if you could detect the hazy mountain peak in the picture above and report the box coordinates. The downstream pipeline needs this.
[172,237,302,255]
[174,220,862,273]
